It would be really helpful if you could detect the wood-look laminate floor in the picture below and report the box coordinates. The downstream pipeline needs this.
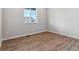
[1,32,79,51]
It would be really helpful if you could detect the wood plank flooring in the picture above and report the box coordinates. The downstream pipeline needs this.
[1,32,79,51]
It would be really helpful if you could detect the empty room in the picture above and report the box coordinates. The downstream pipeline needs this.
[0,8,79,51]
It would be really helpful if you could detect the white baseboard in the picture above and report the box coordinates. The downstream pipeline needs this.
[3,30,46,41]
[3,29,79,42]
[49,30,79,39]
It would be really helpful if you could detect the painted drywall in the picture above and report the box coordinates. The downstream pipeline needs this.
[0,9,2,39]
[0,8,2,47]
[2,8,47,39]
[47,8,79,39]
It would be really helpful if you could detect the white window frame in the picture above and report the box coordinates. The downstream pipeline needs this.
[24,8,38,23]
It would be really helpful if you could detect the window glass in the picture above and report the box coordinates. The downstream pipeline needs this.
[24,8,37,23]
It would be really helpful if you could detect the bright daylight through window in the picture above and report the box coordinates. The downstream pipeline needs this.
[24,8,37,23]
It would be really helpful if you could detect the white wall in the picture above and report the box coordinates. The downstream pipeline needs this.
[3,8,79,40]
[0,9,2,39]
[2,8,47,40]
[0,8,2,47]
[47,8,79,39]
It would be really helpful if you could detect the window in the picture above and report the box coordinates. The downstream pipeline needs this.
[24,8,37,23]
